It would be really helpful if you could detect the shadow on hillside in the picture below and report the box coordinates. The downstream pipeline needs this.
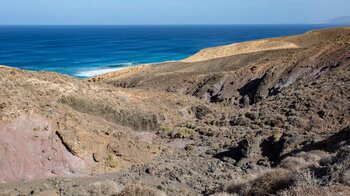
[281,126,350,159]
[213,126,350,163]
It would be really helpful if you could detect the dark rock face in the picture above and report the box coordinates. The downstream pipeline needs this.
[192,74,226,102]
[238,76,264,104]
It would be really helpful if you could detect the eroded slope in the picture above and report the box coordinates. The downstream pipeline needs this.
[0,66,222,183]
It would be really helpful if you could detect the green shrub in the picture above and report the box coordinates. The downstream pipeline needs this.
[159,125,173,135]
[175,127,199,138]
[106,153,118,168]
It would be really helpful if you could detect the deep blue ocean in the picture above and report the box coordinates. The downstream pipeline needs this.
[0,25,338,77]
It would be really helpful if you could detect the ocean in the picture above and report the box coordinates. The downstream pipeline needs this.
[0,25,337,77]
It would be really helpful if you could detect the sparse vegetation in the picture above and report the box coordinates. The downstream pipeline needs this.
[106,153,118,168]
[174,127,199,138]
[59,95,159,131]
[159,125,173,135]
[225,169,293,195]
[272,128,283,142]
[1,27,350,195]
[118,185,166,196]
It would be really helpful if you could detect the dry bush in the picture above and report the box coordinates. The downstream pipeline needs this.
[296,151,331,163]
[225,169,293,196]
[0,190,20,196]
[50,181,165,196]
[212,193,238,196]
[330,146,350,185]
[280,184,350,196]
[280,150,331,170]
[280,157,308,170]
[63,180,122,196]
[87,180,123,195]
[118,184,166,196]
[290,169,323,188]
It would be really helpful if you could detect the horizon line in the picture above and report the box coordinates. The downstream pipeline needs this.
[0,23,340,26]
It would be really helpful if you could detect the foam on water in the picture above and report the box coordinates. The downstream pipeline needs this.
[0,25,338,77]
[74,67,127,77]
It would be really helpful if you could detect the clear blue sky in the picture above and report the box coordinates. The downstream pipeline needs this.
[1,0,349,25]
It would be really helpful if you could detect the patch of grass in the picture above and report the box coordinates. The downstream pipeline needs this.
[159,123,201,138]
[273,128,283,142]
[87,180,122,195]
[280,184,350,196]
[174,127,199,138]
[225,169,293,195]
[118,184,166,196]
[106,153,118,168]
[159,125,173,135]
[59,95,158,131]
[182,122,216,136]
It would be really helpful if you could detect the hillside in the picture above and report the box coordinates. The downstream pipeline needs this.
[0,27,350,195]
[317,16,350,25]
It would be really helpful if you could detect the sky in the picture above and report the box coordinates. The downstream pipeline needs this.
[0,0,349,25]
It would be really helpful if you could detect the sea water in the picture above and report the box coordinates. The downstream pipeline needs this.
[0,25,337,77]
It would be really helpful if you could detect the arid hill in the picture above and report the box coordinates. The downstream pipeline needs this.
[0,27,350,195]
[317,16,350,25]
[93,27,350,106]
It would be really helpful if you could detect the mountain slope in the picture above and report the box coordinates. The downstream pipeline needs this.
[0,66,222,183]
[93,27,350,105]
[317,16,350,25]
[0,26,350,195]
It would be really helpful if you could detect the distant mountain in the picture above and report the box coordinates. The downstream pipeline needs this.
[316,16,350,25]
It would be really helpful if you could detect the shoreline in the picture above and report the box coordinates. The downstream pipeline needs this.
[1,24,344,78]
[92,26,350,78]
[92,26,350,80]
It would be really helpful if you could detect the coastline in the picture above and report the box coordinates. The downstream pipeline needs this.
[1,26,349,79]
[93,26,350,80]
[0,26,350,195]
[1,24,340,78]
